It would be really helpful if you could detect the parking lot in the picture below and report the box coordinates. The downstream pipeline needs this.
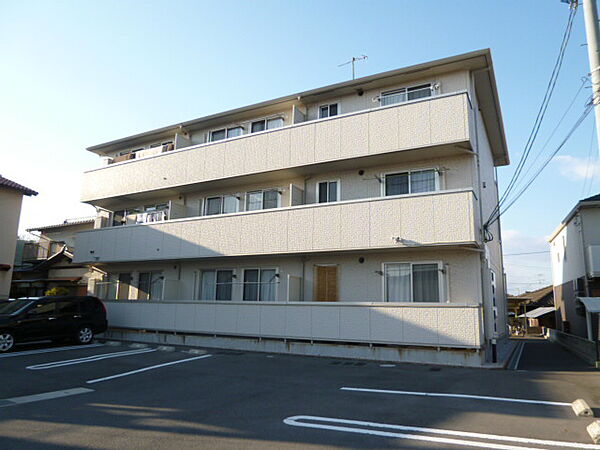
[0,339,599,449]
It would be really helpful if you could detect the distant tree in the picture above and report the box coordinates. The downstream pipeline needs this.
[45,287,69,296]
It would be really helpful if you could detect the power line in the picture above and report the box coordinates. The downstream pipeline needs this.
[581,119,597,197]
[487,5,578,225]
[503,251,550,256]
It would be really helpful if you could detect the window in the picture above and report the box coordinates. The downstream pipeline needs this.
[317,181,339,203]
[210,127,243,142]
[204,195,239,216]
[199,269,233,301]
[245,189,279,211]
[250,117,284,133]
[137,272,163,300]
[319,103,339,118]
[112,207,142,226]
[380,84,432,106]
[29,302,56,316]
[383,170,437,196]
[384,263,440,302]
[243,268,277,301]
[56,300,78,315]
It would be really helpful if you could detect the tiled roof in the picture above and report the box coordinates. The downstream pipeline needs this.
[0,175,37,196]
[27,217,95,232]
[507,285,554,305]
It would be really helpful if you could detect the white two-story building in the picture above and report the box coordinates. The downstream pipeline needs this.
[74,49,510,366]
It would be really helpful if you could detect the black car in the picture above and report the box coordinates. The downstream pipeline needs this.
[0,296,108,352]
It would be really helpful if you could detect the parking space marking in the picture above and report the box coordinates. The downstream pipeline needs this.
[86,354,213,384]
[26,348,157,370]
[0,343,104,359]
[0,388,94,408]
[340,387,572,407]
[284,415,600,449]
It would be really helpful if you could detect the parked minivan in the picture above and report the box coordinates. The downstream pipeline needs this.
[0,296,108,352]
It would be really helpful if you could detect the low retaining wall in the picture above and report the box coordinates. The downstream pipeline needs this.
[546,328,599,366]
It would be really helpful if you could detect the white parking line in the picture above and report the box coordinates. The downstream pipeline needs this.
[0,388,94,408]
[26,348,157,370]
[0,343,104,359]
[283,415,600,449]
[340,387,572,407]
[86,354,212,384]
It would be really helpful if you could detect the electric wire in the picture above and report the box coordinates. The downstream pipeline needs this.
[488,96,594,228]
[487,6,578,225]
[580,120,596,197]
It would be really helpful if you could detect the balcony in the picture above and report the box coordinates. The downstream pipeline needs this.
[101,300,482,348]
[22,240,66,261]
[73,189,477,264]
[81,92,472,204]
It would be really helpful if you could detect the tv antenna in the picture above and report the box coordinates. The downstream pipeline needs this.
[338,55,368,80]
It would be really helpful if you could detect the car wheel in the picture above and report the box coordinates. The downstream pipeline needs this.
[76,326,94,345]
[0,332,15,353]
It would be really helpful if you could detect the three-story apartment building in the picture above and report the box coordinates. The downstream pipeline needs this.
[74,49,510,366]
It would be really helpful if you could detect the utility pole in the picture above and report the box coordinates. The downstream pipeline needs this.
[582,0,600,154]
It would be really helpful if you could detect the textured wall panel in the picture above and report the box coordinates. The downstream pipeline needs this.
[82,94,470,202]
[259,305,286,336]
[339,307,370,341]
[236,304,261,335]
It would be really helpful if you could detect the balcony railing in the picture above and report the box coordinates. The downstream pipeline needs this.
[74,189,477,264]
[82,91,472,203]
[102,300,482,348]
[22,241,65,261]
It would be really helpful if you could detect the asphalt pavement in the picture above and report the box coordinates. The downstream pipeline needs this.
[0,339,598,449]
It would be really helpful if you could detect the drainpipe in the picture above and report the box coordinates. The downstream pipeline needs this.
[471,69,495,362]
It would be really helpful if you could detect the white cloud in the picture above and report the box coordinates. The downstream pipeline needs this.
[555,155,600,180]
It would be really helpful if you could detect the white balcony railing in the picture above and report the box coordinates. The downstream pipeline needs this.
[82,92,472,203]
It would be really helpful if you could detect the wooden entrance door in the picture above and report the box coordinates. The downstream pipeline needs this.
[314,265,338,302]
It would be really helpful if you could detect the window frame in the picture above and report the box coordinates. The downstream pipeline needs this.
[245,189,281,211]
[380,168,440,197]
[198,269,235,301]
[203,195,239,216]
[318,103,340,119]
[209,126,244,142]
[382,261,444,303]
[137,271,164,301]
[242,267,279,302]
[379,83,433,106]
[250,116,285,134]
[315,179,341,203]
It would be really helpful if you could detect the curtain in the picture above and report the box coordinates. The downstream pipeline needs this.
[385,173,409,196]
[150,274,164,301]
[243,269,259,301]
[215,270,233,301]
[223,195,238,214]
[267,117,284,129]
[328,181,338,202]
[200,271,216,300]
[385,264,411,302]
[260,269,277,301]
[205,197,222,215]
[412,264,439,302]
[410,170,436,193]
[407,85,432,101]
[246,192,262,211]
[263,190,279,209]
[380,90,406,106]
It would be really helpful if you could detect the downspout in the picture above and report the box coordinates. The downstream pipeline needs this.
[471,69,494,362]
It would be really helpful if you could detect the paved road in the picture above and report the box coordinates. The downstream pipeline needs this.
[0,341,599,449]
[516,338,595,371]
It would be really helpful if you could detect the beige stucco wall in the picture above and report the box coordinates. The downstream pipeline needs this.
[40,222,94,248]
[0,187,24,299]
[74,190,477,264]
[82,93,472,203]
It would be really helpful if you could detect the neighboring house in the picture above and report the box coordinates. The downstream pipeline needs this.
[0,175,37,300]
[549,193,600,340]
[74,49,510,366]
[11,218,98,298]
[507,286,555,334]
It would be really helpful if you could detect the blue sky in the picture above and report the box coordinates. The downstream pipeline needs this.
[1,0,597,293]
